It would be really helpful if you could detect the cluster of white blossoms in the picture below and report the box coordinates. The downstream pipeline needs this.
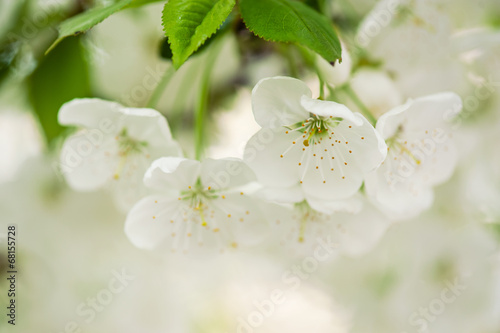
[58,76,462,254]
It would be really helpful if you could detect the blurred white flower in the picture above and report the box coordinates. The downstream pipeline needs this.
[457,109,500,223]
[365,92,462,219]
[357,0,453,73]
[320,215,499,333]
[357,0,473,97]
[268,197,390,257]
[167,253,352,333]
[348,68,403,118]
[0,110,43,183]
[244,76,387,209]
[0,155,189,333]
[437,0,500,30]
[58,98,181,211]
[125,157,268,253]
[207,89,261,159]
[246,53,289,87]
[453,28,500,94]
[88,4,167,107]
[315,41,353,88]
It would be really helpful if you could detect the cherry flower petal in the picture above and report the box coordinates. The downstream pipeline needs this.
[209,192,269,247]
[405,92,462,136]
[305,194,363,215]
[300,96,362,125]
[257,185,305,203]
[111,153,154,211]
[124,195,180,250]
[252,76,312,128]
[375,102,410,140]
[334,204,390,257]
[418,141,458,187]
[245,128,303,189]
[144,157,201,192]
[200,158,256,190]
[333,114,388,173]
[365,167,435,220]
[59,135,118,191]
[58,98,123,128]
[300,154,365,202]
[120,107,180,152]
[376,92,462,140]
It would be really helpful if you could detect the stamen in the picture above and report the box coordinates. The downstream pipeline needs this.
[280,137,299,158]
[113,155,128,180]
[300,148,313,184]
[298,214,307,243]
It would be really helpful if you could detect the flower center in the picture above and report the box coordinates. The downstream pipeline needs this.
[117,128,148,155]
[289,201,334,243]
[179,182,219,226]
[280,114,357,184]
[287,115,341,146]
[113,128,149,179]
[385,125,421,165]
[153,182,246,253]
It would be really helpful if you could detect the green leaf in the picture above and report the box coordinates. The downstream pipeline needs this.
[239,0,342,64]
[159,32,219,60]
[0,42,19,86]
[161,0,235,68]
[46,0,133,54]
[29,37,91,144]
[125,0,166,9]
[304,0,325,12]
[159,38,173,60]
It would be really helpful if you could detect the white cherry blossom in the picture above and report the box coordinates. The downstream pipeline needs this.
[58,98,181,210]
[125,157,268,253]
[244,76,387,211]
[365,92,463,219]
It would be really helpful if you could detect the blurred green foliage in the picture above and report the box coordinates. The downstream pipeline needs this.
[28,37,90,144]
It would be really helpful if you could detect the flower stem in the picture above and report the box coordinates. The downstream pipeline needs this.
[146,65,176,109]
[195,72,210,161]
[280,44,299,78]
[343,84,377,126]
[194,38,223,160]
[318,76,325,100]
